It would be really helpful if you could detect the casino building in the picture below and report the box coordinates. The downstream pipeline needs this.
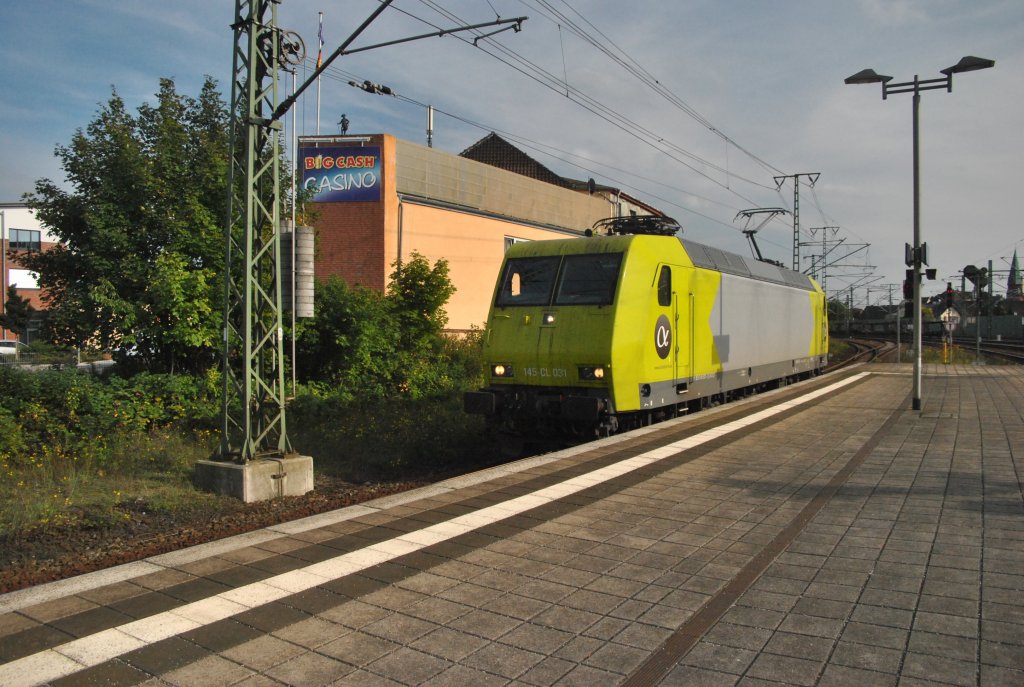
[299,132,663,331]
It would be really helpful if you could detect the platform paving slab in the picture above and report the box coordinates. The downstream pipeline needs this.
[0,363,1020,686]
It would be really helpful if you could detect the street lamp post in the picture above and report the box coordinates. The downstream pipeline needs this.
[845,56,994,411]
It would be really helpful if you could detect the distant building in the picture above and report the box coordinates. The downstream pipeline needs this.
[1007,249,1023,316]
[1008,250,1021,299]
[1,203,57,342]
[300,132,666,331]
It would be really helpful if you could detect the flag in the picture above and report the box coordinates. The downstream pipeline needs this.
[1009,249,1022,299]
[317,12,323,68]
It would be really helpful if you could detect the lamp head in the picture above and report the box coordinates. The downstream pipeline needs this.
[844,68,893,85]
[941,56,995,75]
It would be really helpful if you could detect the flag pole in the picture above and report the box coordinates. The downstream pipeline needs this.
[316,11,323,135]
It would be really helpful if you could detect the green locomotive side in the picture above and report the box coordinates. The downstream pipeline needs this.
[465,229,827,436]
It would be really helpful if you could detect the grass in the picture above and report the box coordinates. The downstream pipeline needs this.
[828,340,853,362]
[0,428,218,538]
[0,392,497,539]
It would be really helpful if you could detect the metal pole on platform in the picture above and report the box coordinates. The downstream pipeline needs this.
[976,281,982,364]
[845,56,994,411]
[911,88,922,409]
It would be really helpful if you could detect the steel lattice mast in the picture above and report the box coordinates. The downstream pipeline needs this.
[773,173,820,273]
[218,1,525,463]
[220,0,290,461]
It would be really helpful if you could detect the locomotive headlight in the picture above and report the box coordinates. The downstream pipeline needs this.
[491,363,514,378]
[578,365,606,381]
[542,312,556,325]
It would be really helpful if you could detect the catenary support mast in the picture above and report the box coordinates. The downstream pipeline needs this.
[220,0,291,461]
[219,1,526,462]
[774,173,820,272]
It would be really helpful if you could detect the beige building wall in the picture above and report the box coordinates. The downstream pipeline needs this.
[396,201,581,331]
[389,139,618,332]
[308,134,650,332]
[395,139,611,232]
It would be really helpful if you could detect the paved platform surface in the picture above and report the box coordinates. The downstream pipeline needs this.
[1,363,1021,686]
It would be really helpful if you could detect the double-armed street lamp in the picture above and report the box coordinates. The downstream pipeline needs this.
[844,56,994,411]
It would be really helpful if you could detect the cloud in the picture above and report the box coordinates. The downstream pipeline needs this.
[858,0,931,25]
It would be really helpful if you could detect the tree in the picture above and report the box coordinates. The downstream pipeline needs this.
[294,277,400,398]
[827,298,849,323]
[295,254,458,399]
[21,78,229,373]
[0,285,35,338]
[386,252,456,352]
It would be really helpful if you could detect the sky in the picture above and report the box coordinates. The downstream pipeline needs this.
[2,0,1022,305]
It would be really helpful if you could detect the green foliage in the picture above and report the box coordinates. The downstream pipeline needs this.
[0,365,222,535]
[295,277,400,398]
[827,298,849,322]
[288,393,498,482]
[0,285,35,337]
[21,78,228,373]
[295,252,476,401]
[0,366,219,477]
[387,251,457,352]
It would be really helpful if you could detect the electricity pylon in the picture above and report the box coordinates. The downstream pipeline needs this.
[219,0,293,462]
[219,0,525,462]
[774,173,820,272]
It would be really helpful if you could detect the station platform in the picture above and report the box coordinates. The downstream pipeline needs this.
[1,362,1021,687]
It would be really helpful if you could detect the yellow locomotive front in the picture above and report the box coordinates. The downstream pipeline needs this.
[464,234,629,436]
[465,214,828,438]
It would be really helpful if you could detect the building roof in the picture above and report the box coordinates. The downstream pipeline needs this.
[459,132,665,219]
[459,133,572,189]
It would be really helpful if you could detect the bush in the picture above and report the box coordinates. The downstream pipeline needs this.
[288,392,497,482]
[0,365,222,536]
[294,252,485,402]
[0,366,218,476]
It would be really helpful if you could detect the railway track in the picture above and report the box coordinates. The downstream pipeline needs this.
[831,338,892,369]
[840,336,1024,365]
[950,337,1024,364]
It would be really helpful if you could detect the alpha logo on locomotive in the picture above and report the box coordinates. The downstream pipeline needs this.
[654,314,672,359]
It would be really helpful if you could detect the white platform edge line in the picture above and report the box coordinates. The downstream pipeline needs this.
[1,371,869,686]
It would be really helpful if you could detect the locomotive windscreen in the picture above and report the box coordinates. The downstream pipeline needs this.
[554,253,622,305]
[495,253,623,307]
[496,256,560,306]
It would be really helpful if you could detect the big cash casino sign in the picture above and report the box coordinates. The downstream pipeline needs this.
[301,146,381,202]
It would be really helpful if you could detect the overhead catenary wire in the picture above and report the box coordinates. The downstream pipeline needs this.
[515,0,861,252]
[520,0,786,178]
[403,0,774,198]
[305,2,851,261]
[303,56,763,238]
[401,0,852,250]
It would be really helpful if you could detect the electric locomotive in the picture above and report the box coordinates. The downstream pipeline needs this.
[464,216,829,436]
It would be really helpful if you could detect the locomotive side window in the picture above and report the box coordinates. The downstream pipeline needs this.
[554,253,623,305]
[495,256,561,306]
[658,266,671,306]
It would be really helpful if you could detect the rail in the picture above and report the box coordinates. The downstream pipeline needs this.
[828,339,891,371]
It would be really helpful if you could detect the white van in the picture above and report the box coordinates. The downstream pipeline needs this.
[0,340,28,358]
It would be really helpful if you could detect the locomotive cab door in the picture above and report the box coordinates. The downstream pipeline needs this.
[668,264,697,392]
[655,264,687,384]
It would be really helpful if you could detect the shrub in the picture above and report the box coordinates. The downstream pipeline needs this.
[288,392,497,482]
[0,366,218,475]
